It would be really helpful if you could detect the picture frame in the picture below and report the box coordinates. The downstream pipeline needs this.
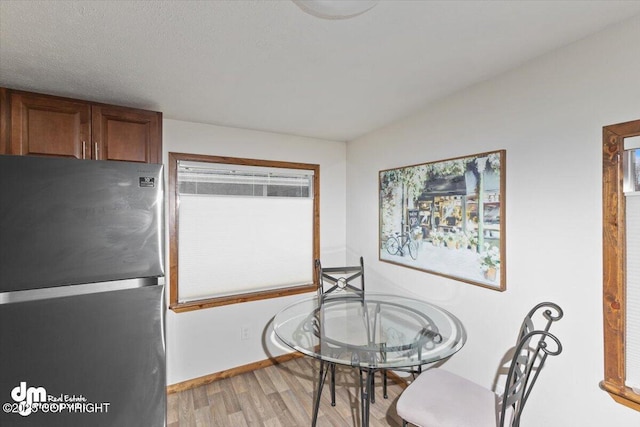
[379,150,506,290]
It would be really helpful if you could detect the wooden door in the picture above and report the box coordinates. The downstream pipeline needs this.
[92,105,161,163]
[9,92,91,159]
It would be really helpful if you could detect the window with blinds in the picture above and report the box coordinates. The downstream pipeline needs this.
[168,153,319,312]
[624,138,640,392]
[602,121,640,411]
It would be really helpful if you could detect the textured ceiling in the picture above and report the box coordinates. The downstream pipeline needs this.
[1,1,640,142]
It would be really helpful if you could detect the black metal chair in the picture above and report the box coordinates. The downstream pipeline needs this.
[314,257,366,407]
[316,256,365,302]
[397,302,563,427]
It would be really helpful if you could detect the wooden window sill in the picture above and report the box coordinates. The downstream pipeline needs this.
[169,284,316,313]
[600,381,640,411]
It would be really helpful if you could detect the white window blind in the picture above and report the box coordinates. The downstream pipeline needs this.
[625,135,640,150]
[177,160,314,303]
[626,192,640,392]
[625,142,640,392]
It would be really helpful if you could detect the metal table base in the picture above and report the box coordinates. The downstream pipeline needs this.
[311,360,387,427]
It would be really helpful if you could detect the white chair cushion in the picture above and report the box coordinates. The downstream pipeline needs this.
[396,368,498,427]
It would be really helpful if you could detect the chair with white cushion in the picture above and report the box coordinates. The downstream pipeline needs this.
[396,302,563,427]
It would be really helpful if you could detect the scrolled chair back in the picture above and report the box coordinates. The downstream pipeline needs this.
[500,302,563,427]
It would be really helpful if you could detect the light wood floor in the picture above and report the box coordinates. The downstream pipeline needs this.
[167,357,407,427]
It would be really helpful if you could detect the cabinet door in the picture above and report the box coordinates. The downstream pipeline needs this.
[92,105,161,163]
[9,92,91,159]
[0,88,9,153]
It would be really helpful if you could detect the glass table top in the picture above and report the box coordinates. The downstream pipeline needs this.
[274,293,467,369]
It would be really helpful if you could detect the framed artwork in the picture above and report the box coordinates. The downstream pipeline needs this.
[379,150,506,290]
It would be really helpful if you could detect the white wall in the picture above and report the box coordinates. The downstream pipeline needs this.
[162,119,347,385]
[347,15,640,427]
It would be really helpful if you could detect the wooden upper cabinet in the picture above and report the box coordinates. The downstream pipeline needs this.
[92,105,161,163]
[9,91,91,159]
[0,88,7,151]
[0,88,162,164]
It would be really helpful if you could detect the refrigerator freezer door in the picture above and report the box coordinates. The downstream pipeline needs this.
[0,155,164,292]
[0,285,166,427]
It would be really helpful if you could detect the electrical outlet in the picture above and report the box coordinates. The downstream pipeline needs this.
[241,326,250,340]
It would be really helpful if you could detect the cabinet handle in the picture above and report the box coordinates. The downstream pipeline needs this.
[82,141,86,159]
[94,142,99,160]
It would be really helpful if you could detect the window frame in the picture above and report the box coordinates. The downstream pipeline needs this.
[168,152,320,312]
[601,119,640,411]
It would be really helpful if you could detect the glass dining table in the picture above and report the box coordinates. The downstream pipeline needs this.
[273,293,467,427]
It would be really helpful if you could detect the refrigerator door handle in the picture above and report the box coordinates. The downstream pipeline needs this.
[0,277,163,304]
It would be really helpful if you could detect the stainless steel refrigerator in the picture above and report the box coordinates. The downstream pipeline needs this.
[0,155,166,427]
